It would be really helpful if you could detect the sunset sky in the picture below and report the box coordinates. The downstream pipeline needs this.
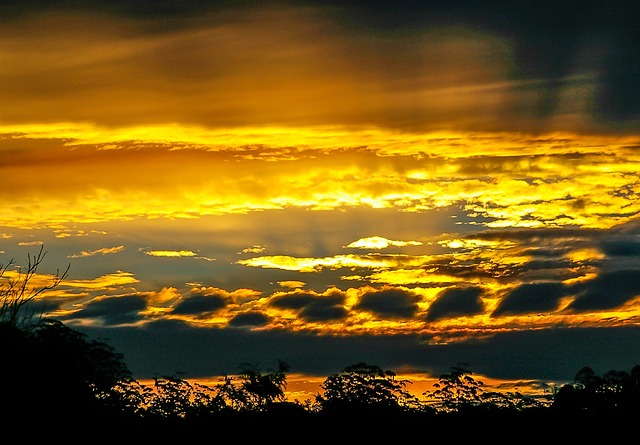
[2,0,640,399]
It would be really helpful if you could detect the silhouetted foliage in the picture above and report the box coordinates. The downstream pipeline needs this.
[425,363,552,416]
[425,363,484,413]
[552,364,640,417]
[316,362,423,416]
[1,318,136,425]
[0,245,69,328]
[0,248,135,425]
[237,360,289,410]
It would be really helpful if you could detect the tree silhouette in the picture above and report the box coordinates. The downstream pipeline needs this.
[145,374,225,421]
[316,362,422,416]
[553,364,640,417]
[3,318,137,425]
[424,363,485,413]
[210,360,305,417]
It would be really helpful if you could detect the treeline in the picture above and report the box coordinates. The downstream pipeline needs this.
[3,317,640,431]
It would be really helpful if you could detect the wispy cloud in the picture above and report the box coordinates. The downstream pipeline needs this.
[345,236,423,249]
[240,245,267,254]
[141,248,215,261]
[278,280,306,289]
[237,253,436,272]
[67,245,125,258]
[144,249,197,258]
[64,271,139,290]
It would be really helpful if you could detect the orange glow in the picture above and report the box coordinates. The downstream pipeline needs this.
[2,3,639,398]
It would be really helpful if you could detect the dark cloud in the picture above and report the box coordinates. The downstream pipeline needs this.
[469,227,602,243]
[269,292,347,322]
[228,311,270,327]
[600,239,640,257]
[501,259,584,282]
[300,304,348,322]
[426,286,484,322]
[270,293,317,310]
[18,300,61,322]
[65,295,147,325]
[171,294,227,315]
[427,264,497,280]
[334,0,640,131]
[75,323,640,382]
[493,282,566,316]
[1,1,637,133]
[355,288,420,319]
[567,269,640,311]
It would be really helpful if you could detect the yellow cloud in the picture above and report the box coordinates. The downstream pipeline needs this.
[345,236,423,249]
[148,287,182,306]
[277,281,306,289]
[64,271,139,289]
[240,245,267,254]
[565,248,606,263]
[237,253,437,272]
[67,245,125,258]
[439,238,515,250]
[1,124,638,233]
[357,269,465,286]
[144,250,197,258]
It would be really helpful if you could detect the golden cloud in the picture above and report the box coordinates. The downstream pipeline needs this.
[345,236,423,249]
[64,271,139,290]
[67,245,125,258]
[143,250,195,258]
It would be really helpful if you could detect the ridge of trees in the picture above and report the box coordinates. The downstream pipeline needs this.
[3,247,640,432]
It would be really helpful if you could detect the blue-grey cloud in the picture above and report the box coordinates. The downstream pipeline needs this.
[172,294,227,315]
[16,300,61,323]
[269,292,347,322]
[76,322,640,383]
[66,295,147,325]
[426,286,484,322]
[567,269,640,311]
[229,311,270,327]
[301,304,348,322]
[600,239,640,257]
[355,288,420,319]
[493,282,566,316]
[270,293,317,310]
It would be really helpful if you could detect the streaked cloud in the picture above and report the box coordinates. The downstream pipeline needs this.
[67,245,125,258]
[277,280,306,289]
[64,271,139,290]
[143,249,198,258]
[240,245,267,254]
[141,248,215,261]
[345,236,423,249]
[237,253,437,272]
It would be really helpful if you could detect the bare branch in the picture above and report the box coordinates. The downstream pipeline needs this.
[0,245,70,328]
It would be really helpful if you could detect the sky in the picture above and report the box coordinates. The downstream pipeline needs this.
[2,0,640,399]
